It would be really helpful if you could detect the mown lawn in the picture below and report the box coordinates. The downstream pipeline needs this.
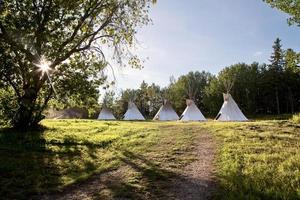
[205,120,300,199]
[0,120,202,199]
[0,119,299,200]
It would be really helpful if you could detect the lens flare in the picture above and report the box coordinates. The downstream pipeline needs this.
[33,57,57,96]
[34,57,51,76]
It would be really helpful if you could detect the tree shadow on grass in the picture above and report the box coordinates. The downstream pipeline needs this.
[114,150,299,200]
[0,127,63,200]
[0,127,218,200]
[113,150,173,199]
[41,148,217,200]
[0,126,49,151]
[108,150,217,200]
[0,127,108,200]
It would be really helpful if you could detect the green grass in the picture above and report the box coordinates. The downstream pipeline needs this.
[1,119,299,199]
[292,113,300,123]
[203,120,300,199]
[0,120,201,199]
[247,114,293,121]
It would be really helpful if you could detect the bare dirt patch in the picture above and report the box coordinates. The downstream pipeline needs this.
[41,166,133,200]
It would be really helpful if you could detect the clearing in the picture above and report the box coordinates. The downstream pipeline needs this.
[0,120,299,199]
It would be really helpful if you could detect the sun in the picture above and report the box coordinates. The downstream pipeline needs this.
[34,57,52,76]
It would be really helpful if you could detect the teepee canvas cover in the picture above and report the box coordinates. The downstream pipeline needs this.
[180,99,206,121]
[215,93,248,121]
[153,100,179,121]
[98,106,116,120]
[46,107,88,119]
[123,101,145,120]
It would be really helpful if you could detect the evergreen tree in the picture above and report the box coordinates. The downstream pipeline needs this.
[269,38,285,73]
[268,38,285,114]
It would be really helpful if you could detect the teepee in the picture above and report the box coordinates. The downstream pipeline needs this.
[46,107,88,119]
[123,101,145,120]
[180,99,206,121]
[153,100,179,121]
[97,92,116,120]
[215,93,248,121]
[215,78,248,122]
[98,106,116,120]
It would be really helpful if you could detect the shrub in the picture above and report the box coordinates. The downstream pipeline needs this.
[0,87,18,126]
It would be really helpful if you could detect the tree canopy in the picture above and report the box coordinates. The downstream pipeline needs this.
[0,0,155,129]
[264,0,300,26]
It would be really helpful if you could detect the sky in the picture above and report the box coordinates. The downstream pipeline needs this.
[108,0,300,91]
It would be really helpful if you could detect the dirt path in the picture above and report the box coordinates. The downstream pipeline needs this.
[169,132,217,200]
[41,130,217,200]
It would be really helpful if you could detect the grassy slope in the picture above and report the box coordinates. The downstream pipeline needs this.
[204,120,300,199]
[0,119,299,199]
[0,120,202,199]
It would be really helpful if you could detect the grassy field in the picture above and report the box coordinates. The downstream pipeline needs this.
[203,120,300,199]
[0,120,203,199]
[0,119,299,199]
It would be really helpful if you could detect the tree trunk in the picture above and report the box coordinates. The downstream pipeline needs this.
[12,87,42,130]
[288,87,294,114]
[275,87,280,115]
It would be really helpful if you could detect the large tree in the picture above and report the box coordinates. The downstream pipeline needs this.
[0,0,155,129]
[283,49,300,113]
[268,38,285,114]
[204,63,261,116]
[263,0,300,114]
[166,71,213,114]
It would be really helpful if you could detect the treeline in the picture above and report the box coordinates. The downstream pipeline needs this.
[104,38,300,118]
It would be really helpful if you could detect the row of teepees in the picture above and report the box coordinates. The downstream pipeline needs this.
[98,92,248,121]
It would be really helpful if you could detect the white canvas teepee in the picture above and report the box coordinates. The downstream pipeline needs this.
[46,107,88,119]
[215,93,248,121]
[153,100,179,121]
[180,99,206,121]
[98,106,116,120]
[123,101,145,120]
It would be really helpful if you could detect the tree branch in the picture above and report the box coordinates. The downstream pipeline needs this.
[3,74,21,99]
[56,0,106,54]
[40,85,54,113]
[0,23,36,62]
[35,0,53,54]
[51,5,117,68]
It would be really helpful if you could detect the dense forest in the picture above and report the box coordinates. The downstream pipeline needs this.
[100,38,300,119]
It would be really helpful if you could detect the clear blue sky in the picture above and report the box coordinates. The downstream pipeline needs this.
[110,0,300,90]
